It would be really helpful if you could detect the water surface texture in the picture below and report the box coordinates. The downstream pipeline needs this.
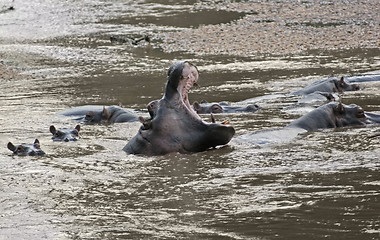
[1,1,380,239]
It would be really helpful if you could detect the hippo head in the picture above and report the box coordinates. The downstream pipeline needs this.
[334,103,380,127]
[124,61,235,155]
[85,107,111,124]
[334,77,360,93]
[50,125,80,142]
[193,101,223,114]
[7,139,45,156]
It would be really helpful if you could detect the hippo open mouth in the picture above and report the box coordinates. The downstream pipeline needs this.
[177,62,201,120]
[123,61,235,155]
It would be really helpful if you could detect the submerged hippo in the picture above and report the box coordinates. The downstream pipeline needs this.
[193,100,260,114]
[59,105,138,124]
[346,71,380,83]
[123,61,235,155]
[50,125,80,142]
[7,139,45,156]
[287,102,380,131]
[236,102,380,146]
[292,76,360,95]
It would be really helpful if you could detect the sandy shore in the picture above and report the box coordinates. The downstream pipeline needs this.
[0,61,21,81]
[160,0,379,57]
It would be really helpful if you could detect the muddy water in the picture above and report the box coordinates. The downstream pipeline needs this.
[1,1,380,239]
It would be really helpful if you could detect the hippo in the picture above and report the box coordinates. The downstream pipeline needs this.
[292,76,360,95]
[123,61,235,155]
[50,125,80,142]
[59,105,138,124]
[193,100,260,114]
[287,102,380,131]
[235,102,380,146]
[110,35,150,45]
[7,139,45,156]
[346,71,380,83]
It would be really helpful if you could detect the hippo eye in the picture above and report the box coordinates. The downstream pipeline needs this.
[211,105,223,113]
[357,109,365,118]
[16,147,25,153]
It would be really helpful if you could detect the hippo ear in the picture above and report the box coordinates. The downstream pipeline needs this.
[201,100,208,104]
[85,111,95,121]
[193,101,200,110]
[75,125,80,132]
[34,139,41,149]
[138,116,145,124]
[339,76,344,83]
[335,103,345,114]
[101,107,111,120]
[7,142,16,152]
[49,125,56,134]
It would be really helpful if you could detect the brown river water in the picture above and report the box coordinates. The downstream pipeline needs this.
[0,1,380,239]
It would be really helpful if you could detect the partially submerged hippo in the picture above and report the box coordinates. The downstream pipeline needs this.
[59,105,138,124]
[50,125,80,142]
[292,76,359,95]
[123,61,235,155]
[346,71,380,83]
[236,102,380,146]
[193,100,260,114]
[287,102,380,131]
[7,139,45,156]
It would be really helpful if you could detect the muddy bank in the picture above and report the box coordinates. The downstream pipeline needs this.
[160,0,380,56]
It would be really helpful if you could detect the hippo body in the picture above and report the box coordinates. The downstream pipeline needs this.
[50,125,80,142]
[292,77,359,95]
[7,139,45,156]
[59,105,138,124]
[123,61,235,156]
[346,72,380,83]
[193,101,259,114]
[287,102,380,131]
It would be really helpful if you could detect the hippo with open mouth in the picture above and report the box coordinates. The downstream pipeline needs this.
[123,61,235,155]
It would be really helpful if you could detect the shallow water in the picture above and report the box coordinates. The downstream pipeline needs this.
[1,1,380,239]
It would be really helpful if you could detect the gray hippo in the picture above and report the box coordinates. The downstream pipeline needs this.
[193,100,260,114]
[59,105,138,124]
[346,71,380,83]
[110,35,150,45]
[50,125,80,142]
[287,102,380,131]
[7,139,45,156]
[123,61,235,155]
[236,102,380,146]
[292,76,359,95]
